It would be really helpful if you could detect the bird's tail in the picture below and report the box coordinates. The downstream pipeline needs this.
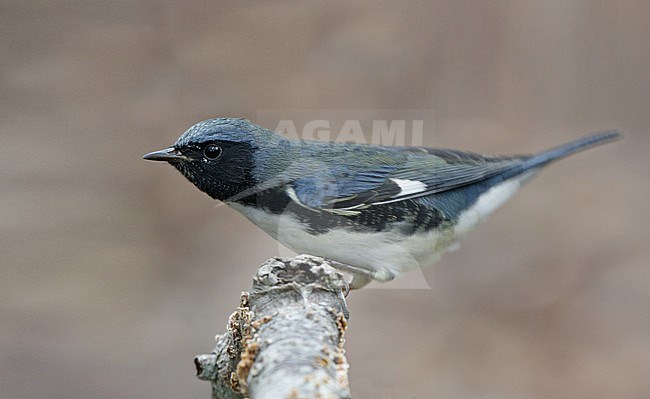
[499,130,622,181]
[525,130,622,169]
[530,130,622,165]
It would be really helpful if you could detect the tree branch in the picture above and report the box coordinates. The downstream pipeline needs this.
[195,255,352,399]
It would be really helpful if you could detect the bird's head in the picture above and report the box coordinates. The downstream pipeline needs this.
[143,118,288,202]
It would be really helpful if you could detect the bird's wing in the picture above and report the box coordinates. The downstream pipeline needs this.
[287,148,530,215]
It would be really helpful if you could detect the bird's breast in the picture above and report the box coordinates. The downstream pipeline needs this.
[227,202,455,277]
[226,173,531,278]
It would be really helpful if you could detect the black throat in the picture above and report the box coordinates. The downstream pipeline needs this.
[172,142,258,203]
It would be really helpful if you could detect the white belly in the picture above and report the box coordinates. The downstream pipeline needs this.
[228,203,426,277]
[228,174,530,279]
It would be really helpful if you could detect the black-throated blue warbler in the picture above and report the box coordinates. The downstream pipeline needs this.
[144,118,621,288]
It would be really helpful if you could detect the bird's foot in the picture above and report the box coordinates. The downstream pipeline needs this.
[324,259,395,290]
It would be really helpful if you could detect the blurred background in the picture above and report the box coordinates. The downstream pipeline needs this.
[2,1,649,398]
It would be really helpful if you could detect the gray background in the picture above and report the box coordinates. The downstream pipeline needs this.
[2,1,649,398]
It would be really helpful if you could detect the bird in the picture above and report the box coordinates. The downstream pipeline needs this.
[143,118,621,289]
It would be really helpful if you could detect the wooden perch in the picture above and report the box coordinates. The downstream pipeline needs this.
[195,255,352,399]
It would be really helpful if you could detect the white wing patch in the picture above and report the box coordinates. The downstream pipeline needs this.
[287,177,427,214]
[390,178,427,197]
[286,186,317,211]
[286,186,361,215]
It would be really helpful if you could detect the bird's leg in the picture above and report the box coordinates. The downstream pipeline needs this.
[324,259,377,290]
[348,273,373,290]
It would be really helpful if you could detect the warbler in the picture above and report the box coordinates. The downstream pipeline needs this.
[144,118,621,289]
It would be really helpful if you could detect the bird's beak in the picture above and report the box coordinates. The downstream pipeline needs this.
[143,147,192,162]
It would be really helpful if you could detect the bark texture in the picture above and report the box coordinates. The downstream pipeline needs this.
[195,255,351,399]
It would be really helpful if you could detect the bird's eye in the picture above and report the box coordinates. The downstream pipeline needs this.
[203,144,222,160]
